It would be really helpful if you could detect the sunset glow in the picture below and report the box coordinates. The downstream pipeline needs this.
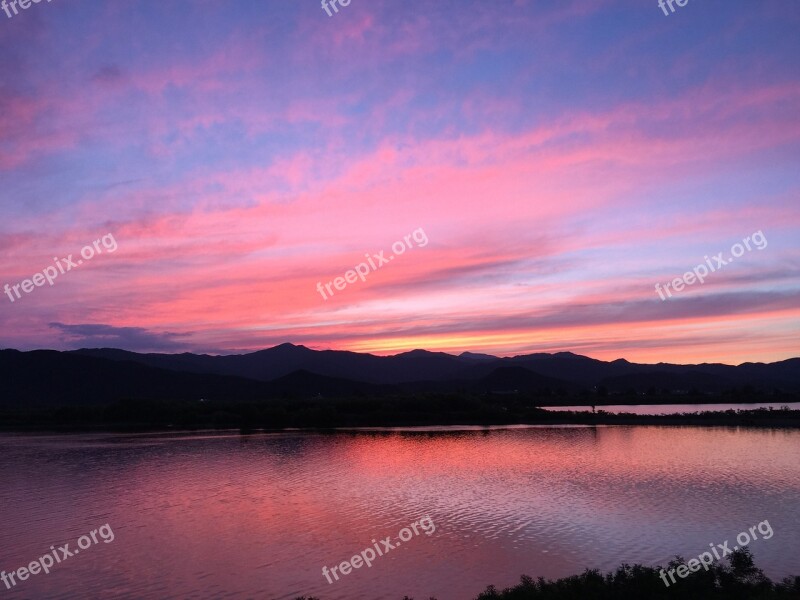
[1,0,798,363]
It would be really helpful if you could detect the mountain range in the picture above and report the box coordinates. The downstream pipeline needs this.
[1,344,798,407]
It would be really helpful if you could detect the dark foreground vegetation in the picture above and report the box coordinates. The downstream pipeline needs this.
[296,549,800,599]
[2,393,800,432]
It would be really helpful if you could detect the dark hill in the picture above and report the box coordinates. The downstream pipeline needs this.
[471,366,573,393]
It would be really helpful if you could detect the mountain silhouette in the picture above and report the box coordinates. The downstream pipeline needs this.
[1,344,797,407]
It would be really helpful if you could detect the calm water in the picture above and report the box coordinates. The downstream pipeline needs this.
[1,426,799,599]
[540,401,800,415]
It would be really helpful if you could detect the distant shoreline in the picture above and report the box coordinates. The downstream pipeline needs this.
[2,404,799,434]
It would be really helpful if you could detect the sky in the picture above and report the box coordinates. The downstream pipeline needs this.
[0,0,798,364]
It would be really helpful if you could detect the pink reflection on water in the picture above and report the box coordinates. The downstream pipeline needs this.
[0,426,798,599]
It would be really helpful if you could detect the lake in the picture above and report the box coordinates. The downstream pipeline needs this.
[1,426,799,599]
